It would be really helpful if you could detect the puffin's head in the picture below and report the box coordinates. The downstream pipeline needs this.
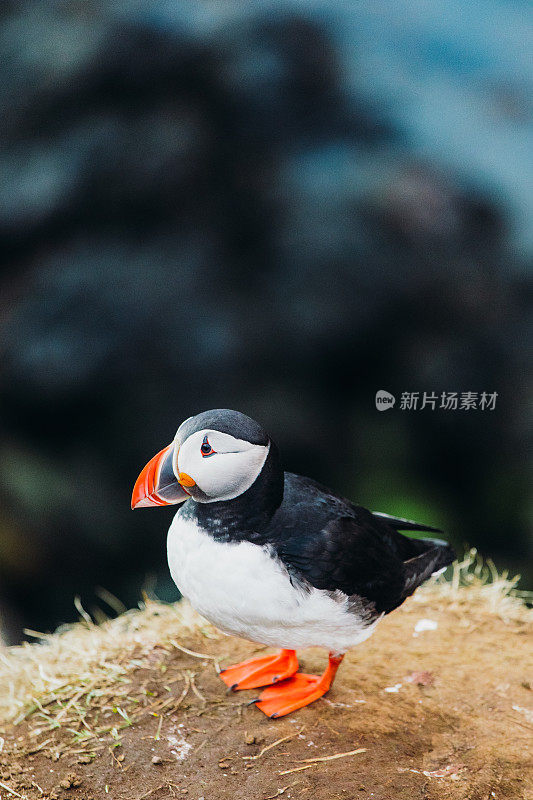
[131,409,271,508]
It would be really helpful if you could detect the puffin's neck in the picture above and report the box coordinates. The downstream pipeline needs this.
[187,442,284,543]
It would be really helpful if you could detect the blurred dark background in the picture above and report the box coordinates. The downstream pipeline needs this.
[0,1,531,644]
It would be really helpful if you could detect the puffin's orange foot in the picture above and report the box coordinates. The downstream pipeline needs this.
[253,653,344,718]
[253,673,328,717]
[220,649,299,691]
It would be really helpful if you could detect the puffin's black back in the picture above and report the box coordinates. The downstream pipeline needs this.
[265,474,455,615]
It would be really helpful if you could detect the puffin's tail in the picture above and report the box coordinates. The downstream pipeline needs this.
[371,511,456,605]
[372,511,442,534]
[372,511,454,563]
[401,538,456,600]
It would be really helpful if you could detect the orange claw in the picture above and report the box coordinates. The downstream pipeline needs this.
[220,649,299,691]
[253,653,344,718]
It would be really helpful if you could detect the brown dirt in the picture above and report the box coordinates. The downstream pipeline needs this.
[1,587,532,800]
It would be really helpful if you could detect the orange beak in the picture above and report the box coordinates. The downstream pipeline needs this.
[131,443,191,509]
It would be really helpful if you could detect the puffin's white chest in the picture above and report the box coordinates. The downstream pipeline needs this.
[166,511,378,651]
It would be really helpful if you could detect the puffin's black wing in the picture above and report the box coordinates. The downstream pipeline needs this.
[273,475,455,615]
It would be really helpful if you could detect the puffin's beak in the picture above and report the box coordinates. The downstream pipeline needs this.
[131,443,190,509]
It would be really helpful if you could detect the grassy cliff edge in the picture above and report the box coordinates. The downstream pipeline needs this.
[0,553,532,800]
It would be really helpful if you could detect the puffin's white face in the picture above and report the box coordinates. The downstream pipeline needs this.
[131,409,272,510]
[174,429,270,503]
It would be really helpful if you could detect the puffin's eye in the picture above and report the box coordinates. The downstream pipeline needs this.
[200,436,216,457]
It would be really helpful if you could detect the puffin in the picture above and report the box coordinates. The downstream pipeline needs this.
[131,409,455,718]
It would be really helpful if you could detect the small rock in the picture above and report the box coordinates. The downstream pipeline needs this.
[151,756,163,764]
[245,732,263,745]
[59,771,82,789]
[77,755,92,764]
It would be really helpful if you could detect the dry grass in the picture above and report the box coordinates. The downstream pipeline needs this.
[0,597,214,727]
[418,547,533,623]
